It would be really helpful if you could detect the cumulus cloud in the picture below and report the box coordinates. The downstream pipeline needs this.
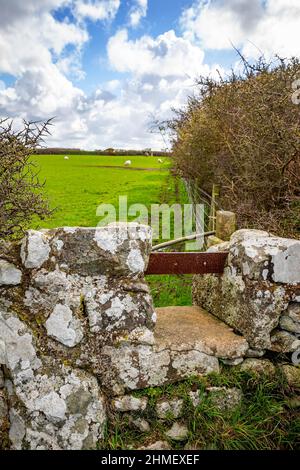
[108,29,209,78]
[129,0,148,27]
[0,0,86,144]
[73,0,120,22]
[0,0,67,27]
[0,0,88,77]
[0,65,83,118]
[0,0,89,148]
[1,0,300,150]
[101,27,221,149]
[181,0,300,58]
[0,0,219,150]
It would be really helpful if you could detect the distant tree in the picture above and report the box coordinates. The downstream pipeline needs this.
[0,119,52,240]
[104,148,115,155]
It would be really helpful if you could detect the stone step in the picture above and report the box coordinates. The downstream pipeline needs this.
[154,306,248,360]
[101,306,249,395]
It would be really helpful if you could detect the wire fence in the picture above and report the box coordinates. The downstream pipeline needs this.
[148,179,223,307]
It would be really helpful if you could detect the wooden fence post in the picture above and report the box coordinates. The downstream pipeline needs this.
[216,210,237,241]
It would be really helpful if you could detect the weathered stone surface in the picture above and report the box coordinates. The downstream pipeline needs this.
[100,306,250,394]
[0,260,22,286]
[188,390,202,407]
[155,306,248,360]
[21,230,51,269]
[207,241,230,253]
[6,223,300,449]
[130,417,150,433]
[156,398,183,419]
[8,366,106,450]
[245,349,266,358]
[45,304,84,347]
[140,440,171,450]
[0,308,106,450]
[170,350,218,379]
[89,306,250,394]
[240,359,276,376]
[272,242,300,284]
[206,236,224,249]
[193,230,300,351]
[207,387,242,411]
[270,330,300,353]
[0,309,41,378]
[285,303,300,323]
[165,422,189,441]
[193,275,287,351]
[279,315,300,334]
[216,211,237,241]
[101,342,218,396]
[20,224,152,277]
[222,358,244,366]
[280,365,300,388]
[101,342,213,395]
[229,229,270,244]
[8,409,25,449]
[112,395,148,412]
[0,225,156,400]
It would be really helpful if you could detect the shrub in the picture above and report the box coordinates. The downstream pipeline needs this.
[169,56,300,237]
[0,119,52,240]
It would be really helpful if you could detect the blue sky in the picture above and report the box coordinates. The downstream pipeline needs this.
[72,0,196,93]
[0,1,299,149]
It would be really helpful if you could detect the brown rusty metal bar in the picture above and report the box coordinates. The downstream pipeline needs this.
[145,252,228,275]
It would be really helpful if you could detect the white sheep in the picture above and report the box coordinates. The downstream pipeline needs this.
[64,156,69,160]
[124,160,132,166]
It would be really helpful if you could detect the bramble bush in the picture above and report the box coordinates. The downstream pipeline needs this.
[0,119,52,240]
[169,56,300,237]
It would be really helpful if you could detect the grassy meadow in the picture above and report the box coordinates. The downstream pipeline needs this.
[31,154,191,307]
[32,154,171,228]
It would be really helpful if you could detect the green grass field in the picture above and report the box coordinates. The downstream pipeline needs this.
[31,154,191,307]
[32,154,171,229]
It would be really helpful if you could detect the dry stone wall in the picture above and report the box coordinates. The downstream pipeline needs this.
[1,224,300,450]
[193,229,300,354]
[0,223,155,449]
[0,223,244,449]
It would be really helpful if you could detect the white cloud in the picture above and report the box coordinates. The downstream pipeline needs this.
[0,65,83,118]
[0,0,86,142]
[98,27,221,149]
[43,71,199,149]
[74,0,120,22]
[129,0,148,27]
[108,29,209,78]
[243,0,300,58]
[0,0,221,150]
[181,0,300,59]
[0,1,88,77]
[0,0,68,26]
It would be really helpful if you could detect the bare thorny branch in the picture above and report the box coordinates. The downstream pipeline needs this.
[0,118,53,240]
